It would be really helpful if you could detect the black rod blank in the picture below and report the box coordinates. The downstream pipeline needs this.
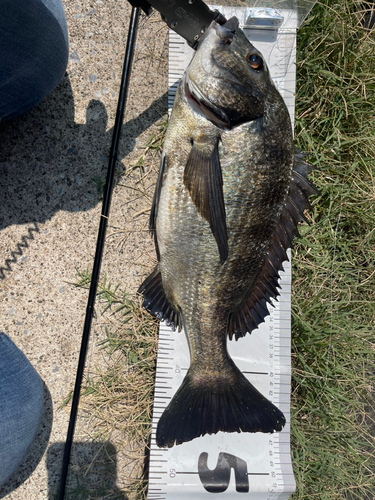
[58,7,140,498]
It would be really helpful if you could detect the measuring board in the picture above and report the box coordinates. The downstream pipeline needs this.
[148,7,298,499]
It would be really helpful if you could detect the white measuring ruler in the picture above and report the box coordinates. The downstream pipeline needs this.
[148,7,298,498]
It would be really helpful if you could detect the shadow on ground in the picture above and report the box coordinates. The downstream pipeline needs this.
[46,442,127,500]
[0,74,167,279]
[0,383,53,499]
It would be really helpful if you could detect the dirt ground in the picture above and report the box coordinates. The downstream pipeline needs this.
[0,1,167,498]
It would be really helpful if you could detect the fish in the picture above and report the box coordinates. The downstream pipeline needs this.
[138,16,318,448]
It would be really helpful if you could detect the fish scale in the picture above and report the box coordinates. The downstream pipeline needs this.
[143,4,316,498]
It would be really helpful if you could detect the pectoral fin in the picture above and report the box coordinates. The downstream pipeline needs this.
[184,138,228,263]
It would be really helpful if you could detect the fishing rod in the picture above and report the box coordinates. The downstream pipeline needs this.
[57,7,140,498]
[58,0,225,497]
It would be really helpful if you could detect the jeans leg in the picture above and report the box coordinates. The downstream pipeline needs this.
[0,0,69,121]
[0,332,44,486]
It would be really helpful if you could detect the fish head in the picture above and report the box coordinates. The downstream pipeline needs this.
[185,17,277,129]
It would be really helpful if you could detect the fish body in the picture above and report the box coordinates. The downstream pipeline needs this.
[139,17,317,448]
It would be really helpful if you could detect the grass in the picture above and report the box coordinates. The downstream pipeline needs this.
[291,0,375,498]
[62,1,375,498]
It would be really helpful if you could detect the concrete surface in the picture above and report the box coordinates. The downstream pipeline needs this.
[0,1,167,497]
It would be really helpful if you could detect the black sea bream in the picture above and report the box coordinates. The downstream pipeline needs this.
[139,17,318,448]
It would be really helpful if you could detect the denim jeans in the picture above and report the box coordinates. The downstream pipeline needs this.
[0,0,69,121]
[0,332,44,486]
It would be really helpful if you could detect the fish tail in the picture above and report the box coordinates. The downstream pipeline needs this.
[156,367,285,448]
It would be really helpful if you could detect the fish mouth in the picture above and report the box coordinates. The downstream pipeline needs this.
[184,76,231,129]
[212,16,239,44]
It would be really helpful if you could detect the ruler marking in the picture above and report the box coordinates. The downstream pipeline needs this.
[242,370,269,375]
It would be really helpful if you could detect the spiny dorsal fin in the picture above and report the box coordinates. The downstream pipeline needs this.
[228,152,319,340]
[183,137,228,264]
[150,153,167,231]
[137,265,182,331]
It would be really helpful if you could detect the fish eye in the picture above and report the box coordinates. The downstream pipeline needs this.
[247,53,263,71]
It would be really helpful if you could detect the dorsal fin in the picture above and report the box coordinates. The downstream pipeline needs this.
[150,153,166,231]
[183,137,228,263]
[228,152,319,340]
[138,265,182,331]
[149,153,167,260]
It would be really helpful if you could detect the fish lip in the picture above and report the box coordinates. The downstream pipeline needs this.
[212,16,239,44]
[184,75,231,128]
[195,17,239,49]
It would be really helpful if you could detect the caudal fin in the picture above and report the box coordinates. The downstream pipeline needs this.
[156,368,285,448]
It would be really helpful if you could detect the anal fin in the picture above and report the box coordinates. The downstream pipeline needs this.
[228,151,319,340]
[138,265,181,331]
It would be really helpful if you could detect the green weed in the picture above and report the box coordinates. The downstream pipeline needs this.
[291,0,375,497]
